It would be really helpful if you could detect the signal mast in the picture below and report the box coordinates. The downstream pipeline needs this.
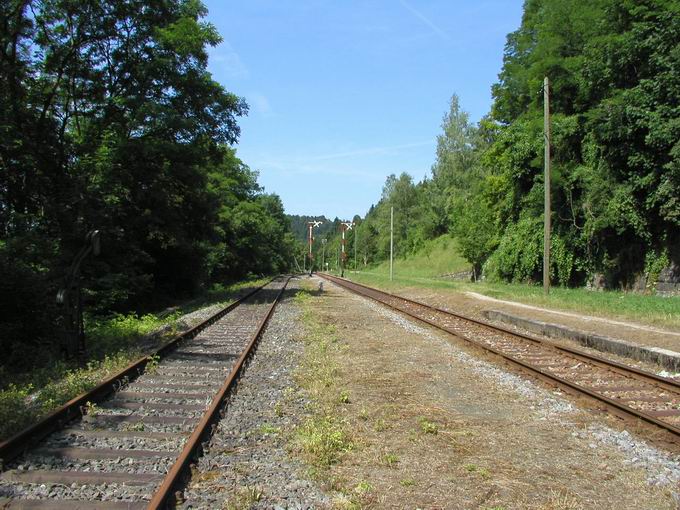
[340,221,354,277]
[307,220,323,275]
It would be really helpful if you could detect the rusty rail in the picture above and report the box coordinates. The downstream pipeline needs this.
[147,276,290,509]
[319,273,680,439]
[0,278,275,466]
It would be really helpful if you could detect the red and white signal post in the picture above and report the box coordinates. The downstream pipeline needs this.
[307,220,323,275]
[340,221,354,277]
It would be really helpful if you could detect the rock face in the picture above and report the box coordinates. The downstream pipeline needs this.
[586,263,680,296]
[657,263,680,296]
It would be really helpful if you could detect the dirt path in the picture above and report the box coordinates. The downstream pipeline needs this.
[308,276,679,509]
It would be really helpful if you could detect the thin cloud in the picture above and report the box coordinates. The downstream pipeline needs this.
[250,159,386,180]
[302,140,435,162]
[399,0,451,41]
[248,92,273,117]
[209,41,249,79]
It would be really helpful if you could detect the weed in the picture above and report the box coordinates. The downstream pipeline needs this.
[259,423,281,436]
[83,401,100,416]
[146,354,161,374]
[358,408,368,421]
[295,415,353,468]
[223,485,262,510]
[466,464,491,479]
[418,416,438,434]
[122,421,145,432]
[354,480,373,495]
[339,390,350,404]
[274,401,283,417]
[399,478,416,487]
[382,452,399,467]
[478,467,491,479]
[373,419,389,432]
[0,385,37,440]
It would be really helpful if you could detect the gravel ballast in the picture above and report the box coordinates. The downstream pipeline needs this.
[182,277,328,509]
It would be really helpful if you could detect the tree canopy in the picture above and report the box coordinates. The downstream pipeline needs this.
[325,0,679,290]
[0,0,294,370]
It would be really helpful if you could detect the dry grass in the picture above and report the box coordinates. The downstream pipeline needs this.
[289,277,678,509]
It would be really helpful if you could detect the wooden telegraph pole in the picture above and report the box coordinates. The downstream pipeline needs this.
[543,77,551,295]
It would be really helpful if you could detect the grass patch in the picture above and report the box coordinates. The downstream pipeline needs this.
[342,266,680,331]
[465,463,491,479]
[0,351,139,440]
[292,283,354,475]
[367,235,470,278]
[418,416,438,435]
[0,277,268,442]
[332,234,679,329]
[381,452,399,467]
[223,485,263,510]
[258,423,281,436]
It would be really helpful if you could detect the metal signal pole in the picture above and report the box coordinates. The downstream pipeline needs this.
[307,220,323,275]
[390,206,394,281]
[340,221,354,277]
[321,238,327,273]
[543,77,551,295]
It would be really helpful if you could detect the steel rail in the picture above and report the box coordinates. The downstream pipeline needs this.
[319,273,680,438]
[0,278,276,467]
[322,274,680,391]
[147,276,291,509]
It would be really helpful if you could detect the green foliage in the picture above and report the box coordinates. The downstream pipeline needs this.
[0,0,294,377]
[482,0,680,286]
[418,416,438,435]
[485,217,544,283]
[295,415,353,468]
[0,351,135,440]
[350,0,679,288]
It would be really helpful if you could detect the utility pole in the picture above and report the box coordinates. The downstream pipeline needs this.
[340,221,354,278]
[307,220,323,275]
[390,206,394,281]
[321,238,327,273]
[543,76,551,295]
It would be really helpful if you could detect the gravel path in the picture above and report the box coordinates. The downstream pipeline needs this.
[182,277,328,509]
[360,283,680,500]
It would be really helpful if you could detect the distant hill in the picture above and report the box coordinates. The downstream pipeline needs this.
[287,215,340,242]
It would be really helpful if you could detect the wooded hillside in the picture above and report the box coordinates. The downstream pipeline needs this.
[335,0,679,290]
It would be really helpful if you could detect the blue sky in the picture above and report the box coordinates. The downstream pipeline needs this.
[203,0,524,219]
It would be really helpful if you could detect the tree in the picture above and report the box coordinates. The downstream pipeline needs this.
[0,0,294,372]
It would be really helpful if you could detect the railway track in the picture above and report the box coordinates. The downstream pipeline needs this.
[319,273,680,440]
[0,276,291,509]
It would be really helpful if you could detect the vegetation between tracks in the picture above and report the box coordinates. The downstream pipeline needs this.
[0,278,267,442]
[291,283,364,507]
